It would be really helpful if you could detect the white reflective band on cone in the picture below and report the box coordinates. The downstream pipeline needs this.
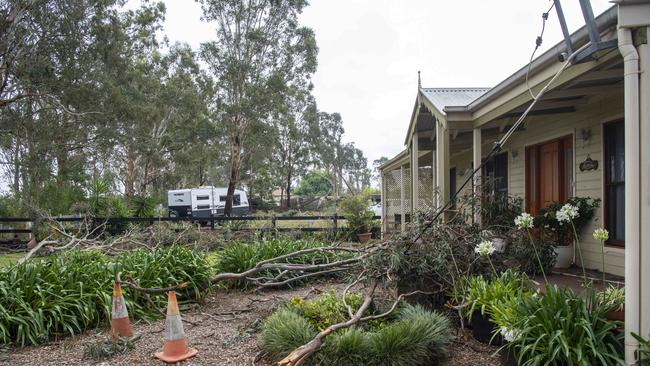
[163,314,186,341]
[112,296,129,319]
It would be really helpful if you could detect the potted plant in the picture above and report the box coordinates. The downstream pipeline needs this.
[491,285,623,366]
[597,285,625,321]
[464,270,531,345]
[534,197,600,269]
[339,193,375,243]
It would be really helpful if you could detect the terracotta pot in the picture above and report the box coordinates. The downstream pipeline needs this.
[554,244,573,268]
[470,311,503,345]
[357,232,372,243]
[606,308,625,321]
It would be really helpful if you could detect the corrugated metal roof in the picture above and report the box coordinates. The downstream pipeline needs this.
[419,88,490,114]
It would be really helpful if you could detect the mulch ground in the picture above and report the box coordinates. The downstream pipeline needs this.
[1,279,499,366]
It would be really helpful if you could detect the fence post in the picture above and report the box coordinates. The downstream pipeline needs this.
[333,214,338,239]
[210,214,215,230]
[271,216,277,238]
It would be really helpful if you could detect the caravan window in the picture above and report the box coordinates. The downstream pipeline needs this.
[218,194,241,205]
[173,193,185,196]
[196,195,210,200]
[196,204,209,209]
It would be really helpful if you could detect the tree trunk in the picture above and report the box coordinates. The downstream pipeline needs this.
[125,149,135,197]
[224,132,241,216]
[285,170,292,209]
[13,135,20,196]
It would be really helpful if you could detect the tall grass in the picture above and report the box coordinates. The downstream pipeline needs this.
[0,246,211,346]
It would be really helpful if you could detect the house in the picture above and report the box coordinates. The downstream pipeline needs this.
[379,3,649,364]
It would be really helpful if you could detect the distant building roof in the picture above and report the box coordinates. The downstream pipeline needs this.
[419,88,490,114]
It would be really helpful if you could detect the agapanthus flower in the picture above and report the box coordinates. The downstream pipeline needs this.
[474,240,496,257]
[500,327,521,343]
[514,212,534,229]
[556,203,579,223]
[593,228,609,242]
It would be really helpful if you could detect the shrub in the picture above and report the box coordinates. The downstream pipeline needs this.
[370,305,451,366]
[261,293,451,365]
[534,197,600,246]
[260,308,317,361]
[0,246,211,346]
[321,328,372,365]
[290,291,364,331]
[502,233,556,275]
[494,285,623,366]
[339,193,374,234]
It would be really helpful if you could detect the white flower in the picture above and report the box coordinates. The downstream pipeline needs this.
[474,240,496,257]
[556,203,579,223]
[514,213,534,230]
[593,228,609,242]
[500,327,521,342]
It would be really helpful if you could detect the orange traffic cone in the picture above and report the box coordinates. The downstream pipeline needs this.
[110,274,133,339]
[155,291,198,363]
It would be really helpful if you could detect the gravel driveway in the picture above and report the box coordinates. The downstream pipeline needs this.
[1,280,499,366]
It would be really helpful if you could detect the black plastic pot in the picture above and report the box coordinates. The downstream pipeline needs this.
[470,311,502,345]
[500,344,517,366]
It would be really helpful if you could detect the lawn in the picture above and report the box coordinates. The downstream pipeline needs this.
[0,252,24,268]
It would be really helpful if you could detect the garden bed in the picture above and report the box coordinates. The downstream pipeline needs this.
[2,279,499,366]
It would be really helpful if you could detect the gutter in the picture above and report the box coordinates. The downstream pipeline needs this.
[444,6,618,114]
[378,149,408,172]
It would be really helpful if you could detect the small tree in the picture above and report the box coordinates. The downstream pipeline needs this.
[340,193,374,235]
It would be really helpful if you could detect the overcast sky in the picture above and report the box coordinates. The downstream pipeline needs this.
[134,0,613,166]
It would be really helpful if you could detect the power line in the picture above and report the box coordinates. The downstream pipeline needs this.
[527,2,556,99]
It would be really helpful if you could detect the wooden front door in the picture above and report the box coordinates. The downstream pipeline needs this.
[526,135,572,214]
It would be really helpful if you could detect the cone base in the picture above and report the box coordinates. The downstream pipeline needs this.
[110,316,133,338]
[155,347,198,364]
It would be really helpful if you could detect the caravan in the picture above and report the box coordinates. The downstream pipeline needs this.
[167,186,250,218]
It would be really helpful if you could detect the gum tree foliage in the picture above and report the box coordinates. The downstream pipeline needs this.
[308,112,369,199]
[199,0,318,215]
[0,1,215,214]
[0,0,373,216]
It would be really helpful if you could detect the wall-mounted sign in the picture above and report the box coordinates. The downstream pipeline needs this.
[579,155,599,172]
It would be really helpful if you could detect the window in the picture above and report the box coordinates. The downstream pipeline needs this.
[196,195,209,201]
[173,193,185,196]
[604,120,625,246]
[483,152,508,196]
[218,194,241,205]
[196,204,210,209]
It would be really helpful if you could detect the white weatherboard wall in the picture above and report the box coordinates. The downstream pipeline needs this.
[506,91,625,276]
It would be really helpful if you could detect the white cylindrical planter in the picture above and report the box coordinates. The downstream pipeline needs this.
[554,244,574,269]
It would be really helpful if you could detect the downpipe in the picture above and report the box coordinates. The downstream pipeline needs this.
[618,26,640,366]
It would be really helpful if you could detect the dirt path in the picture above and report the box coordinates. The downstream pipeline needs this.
[2,280,499,366]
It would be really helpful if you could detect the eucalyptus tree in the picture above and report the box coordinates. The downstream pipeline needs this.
[273,90,317,208]
[199,0,317,215]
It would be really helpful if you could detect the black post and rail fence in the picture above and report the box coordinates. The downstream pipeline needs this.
[0,215,381,245]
